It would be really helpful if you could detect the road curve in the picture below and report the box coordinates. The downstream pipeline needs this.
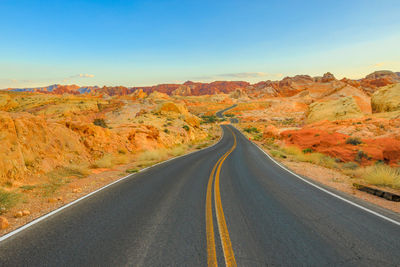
[1,125,400,265]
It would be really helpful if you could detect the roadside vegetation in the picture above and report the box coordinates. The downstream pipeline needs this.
[260,138,400,190]
[93,118,108,128]
[93,153,131,169]
[201,115,217,124]
[0,190,20,215]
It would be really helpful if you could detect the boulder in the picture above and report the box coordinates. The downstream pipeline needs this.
[307,97,363,123]
[156,102,189,115]
[0,216,9,229]
[371,83,400,113]
[321,72,336,83]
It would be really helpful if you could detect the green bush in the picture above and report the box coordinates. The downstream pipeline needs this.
[93,118,108,128]
[201,115,217,123]
[244,127,259,133]
[355,150,370,163]
[302,148,313,154]
[182,125,190,131]
[253,133,263,141]
[346,137,362,145]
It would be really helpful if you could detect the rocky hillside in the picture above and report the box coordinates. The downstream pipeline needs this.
[0,91,213,183]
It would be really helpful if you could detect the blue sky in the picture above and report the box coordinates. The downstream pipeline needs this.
[0,0,399,88]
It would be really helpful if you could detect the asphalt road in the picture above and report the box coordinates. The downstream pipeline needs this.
[216,104,239,123]
[1,109,400,266]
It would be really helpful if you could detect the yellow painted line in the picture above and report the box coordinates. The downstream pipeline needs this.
[206,151,230,267]
[214,128,237,267]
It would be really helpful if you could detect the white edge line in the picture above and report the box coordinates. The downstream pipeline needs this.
[249,136,400,227]
[0,126,225,243]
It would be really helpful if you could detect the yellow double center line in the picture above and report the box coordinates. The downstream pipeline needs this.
[206,127,237,267]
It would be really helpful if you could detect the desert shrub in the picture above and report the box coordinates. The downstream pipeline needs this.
[282,118,295,125]
[346,137,362,145]
[302,148,313,154]
[342,162,359,170]
[118,149,127,154]
[126,169,138,174]
[270,150,287,158]
[201,115,217,123]
[42,167,80,196]
[244,127,259,133]
[182,125,190,131]
[363,164,400,188]
[48,164,90,179]
[164,128,170,134]
[40,164,90,196]
[253,133,263,141]
[355,150,370,163]
[225,113,235,117]
[93,118,108,128]
[0,189,20,214]
[20,185,36,191]
[196,143,209,149]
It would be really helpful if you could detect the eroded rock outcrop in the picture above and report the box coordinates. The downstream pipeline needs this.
[371,83,400,113]
[307,97,363,123]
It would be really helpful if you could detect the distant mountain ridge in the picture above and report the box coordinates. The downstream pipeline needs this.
[5,70,399,97]
[7,84,99,94]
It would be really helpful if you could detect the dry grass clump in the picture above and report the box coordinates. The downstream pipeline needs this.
[0,189,20,214]
[168,145,188,157]
[270,149,287,158]
[54,164,91,178]
[93,153,130,168]
[137,145,189,163]
[126,168,138,174]
[41,164,91,196]
[280,146,338,169]
[362,164,400,188]
[137,149,169,162]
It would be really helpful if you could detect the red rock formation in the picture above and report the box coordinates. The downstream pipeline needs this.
[359,71,400,95]
[280,128,400,165]
[132,81,250,96]
[96,86,132,96]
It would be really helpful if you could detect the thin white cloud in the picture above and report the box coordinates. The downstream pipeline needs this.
[68,73,95,78]
[64,73,95,80]
[78,73,95,78]
[373,62,386,67]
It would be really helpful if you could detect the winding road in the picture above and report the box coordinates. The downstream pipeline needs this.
[1,106,400,266]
